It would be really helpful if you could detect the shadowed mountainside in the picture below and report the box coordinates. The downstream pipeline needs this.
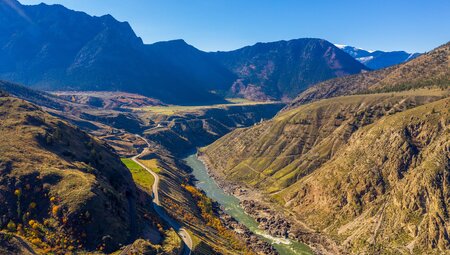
[211,38,369,101]
[0,0,232,105]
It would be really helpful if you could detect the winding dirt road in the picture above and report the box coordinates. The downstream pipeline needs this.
[132,135,193,255]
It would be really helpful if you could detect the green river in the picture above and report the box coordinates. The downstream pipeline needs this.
[184,154,313,255]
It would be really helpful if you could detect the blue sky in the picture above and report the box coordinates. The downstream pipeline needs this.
[21,0,450,53]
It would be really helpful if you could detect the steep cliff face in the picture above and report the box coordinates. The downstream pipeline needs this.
[202,92,450,253]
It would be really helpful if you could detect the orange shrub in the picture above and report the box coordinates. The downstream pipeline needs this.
[52,205,60,217]
[31,237,42,247]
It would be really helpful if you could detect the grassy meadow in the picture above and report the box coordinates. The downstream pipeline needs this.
[131,98,280,115]
[121,158,155,194]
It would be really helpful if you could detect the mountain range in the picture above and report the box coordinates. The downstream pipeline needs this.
[0,0,234,105]
[336,44,421,70]
[0,0,419,105]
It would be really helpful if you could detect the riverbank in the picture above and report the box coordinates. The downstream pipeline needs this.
[216,203,279,255]
[129,145,255,254]
[186,154,315,255]
[197,152,343,255]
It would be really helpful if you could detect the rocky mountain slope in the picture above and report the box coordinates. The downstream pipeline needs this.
[336,44,420,70]
[203,91,446,190]
[279,97,450,254]
[0,80,148,138]
[203,91,450,254]
[289,42,449,109]
[0,91,168,253]
[211,39,369,101]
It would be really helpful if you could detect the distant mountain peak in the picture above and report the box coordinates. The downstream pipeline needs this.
[152,39,189,47]
[335,44,375,53]
[0,0,32,23]
[335,43,421,69]
[1,0,21,7]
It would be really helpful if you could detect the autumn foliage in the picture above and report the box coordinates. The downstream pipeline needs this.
[182,184,250,252]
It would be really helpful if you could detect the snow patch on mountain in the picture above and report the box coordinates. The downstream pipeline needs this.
[356,56,374,63]
[335,43,421,70]
[335,44,348,49]
[334,44,374,53]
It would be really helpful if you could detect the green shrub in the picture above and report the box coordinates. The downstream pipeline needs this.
[7,220,16,232]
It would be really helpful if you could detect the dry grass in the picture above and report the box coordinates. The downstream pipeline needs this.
[138,159,161,174]
[132,98,280,115]
[0,95,141,253]
[205,90,447,191]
